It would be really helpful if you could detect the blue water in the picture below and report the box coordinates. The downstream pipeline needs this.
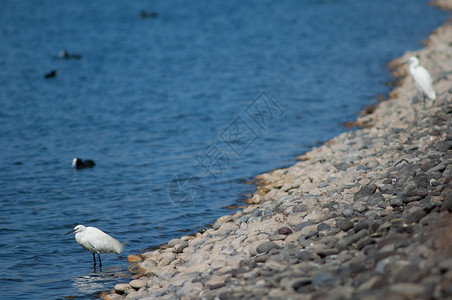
[0,0,447,298]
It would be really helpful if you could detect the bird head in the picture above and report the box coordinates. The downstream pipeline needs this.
[72,158,79,167]
[64,224,86,236]
[405,56,419,67]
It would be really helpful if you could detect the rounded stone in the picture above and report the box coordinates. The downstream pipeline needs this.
[127,254,142,263]
[129,279,147,290]
[277,226,293,235]
[312,271,339,288]
[171,240,188,252]
[353,221,369,233]
[256,241,278,254]
[366,160,379,169]
[114,283,131,294]
[317,223,331,231]
[342,209,354,218]
[339,220,354,231]
[168,238,182,247]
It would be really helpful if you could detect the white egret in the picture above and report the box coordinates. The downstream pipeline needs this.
[407,56,436,107]
[72,158,96,169]
[65,225,123,267]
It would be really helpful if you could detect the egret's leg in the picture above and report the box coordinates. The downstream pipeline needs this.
[423,93,426,108]
[98,254,102,267]
[92,253,96,266]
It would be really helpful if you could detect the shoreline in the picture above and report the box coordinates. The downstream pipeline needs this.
[104,1,452,299]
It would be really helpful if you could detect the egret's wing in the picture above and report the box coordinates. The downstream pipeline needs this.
[87,227,124,254]
[412,66,436,100]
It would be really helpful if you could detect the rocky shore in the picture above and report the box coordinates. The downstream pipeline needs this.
[104,2,452,299]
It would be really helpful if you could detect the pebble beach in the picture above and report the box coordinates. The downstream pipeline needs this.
[103,1,452,299]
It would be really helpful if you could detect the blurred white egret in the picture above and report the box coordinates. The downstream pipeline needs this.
[65,225,123,267]
[407,56,436,107]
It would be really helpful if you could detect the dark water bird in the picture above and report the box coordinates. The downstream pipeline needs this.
[65,225,123,267]
[140,10,159,18]
[72,158,96,169]
[44,70,58,79]
[59,50,82,59]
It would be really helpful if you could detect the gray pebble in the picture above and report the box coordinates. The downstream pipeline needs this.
[312,271,339,288]
[342,209,354,218]
[256,241,278,254]
[338,219,354,231]
[317,223,331,231]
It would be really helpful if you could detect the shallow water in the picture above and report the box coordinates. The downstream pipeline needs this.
[0,0,447,298]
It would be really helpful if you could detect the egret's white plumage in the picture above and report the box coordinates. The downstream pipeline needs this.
[65,224,123,266]
[408,56,436,106]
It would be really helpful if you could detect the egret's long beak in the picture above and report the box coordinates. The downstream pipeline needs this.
[64,229,75,236]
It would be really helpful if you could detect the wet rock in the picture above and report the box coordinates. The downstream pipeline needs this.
[334,162,350,171]
[269,234,287,241]
[277,226,293,235]
[298,250,321,261]
[389,283,428,298]
[402,194,423,204]
[414,173,429,189]
[354,184,377,201]
[367,192,385,205]
[231,235,247,250]
[293,204,309,213]
[168,238,183,247]
[390,197,403,207]
[216,222,239,235]
[342,209,354,218]
[137,258,157,273]
[257,241,278,254]
[205,275,228,290]
[358,275,388,291]
[443,191,452,212]
[337,230,368,250]
[317,223,331,231]
[356,165,367,171]
[366,160,380,169]
[129,279,147,290]
[176,281,203,298]
[189,252,209,265]
[312,271,339,288]
[186,263,210,274]
[173,242,188,253]
[435,141,452,153]
[353,221,370,233]
[290,277,312,292]
[393,263,421,283]
[127,254,142,263]
[216,215,234,225]
[158,253,176,267]
[114,283,131,294]
[316,248,339,258]
[304,230,319,239]
[353,202,368,213]
[407,208,427,224]
[293,220,314,232]
[338,219,354,231]
[356,237,376,250]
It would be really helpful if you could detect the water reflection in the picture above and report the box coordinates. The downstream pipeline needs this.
[72,265,126,295]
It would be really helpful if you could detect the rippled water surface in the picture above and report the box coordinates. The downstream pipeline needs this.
[0,0,447,298]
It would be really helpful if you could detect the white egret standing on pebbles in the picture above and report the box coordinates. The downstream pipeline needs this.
[65,225,123,267]
[407,56,436,107]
